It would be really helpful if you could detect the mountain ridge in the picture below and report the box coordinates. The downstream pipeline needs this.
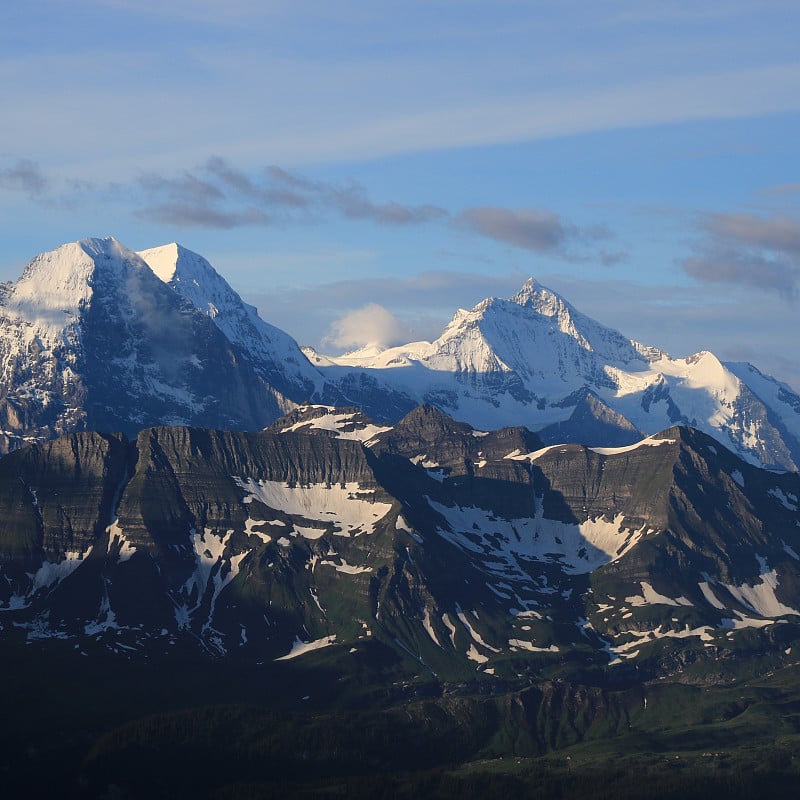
[1,404,798,676]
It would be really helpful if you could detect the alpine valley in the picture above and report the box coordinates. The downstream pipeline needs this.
[2,237,800,799]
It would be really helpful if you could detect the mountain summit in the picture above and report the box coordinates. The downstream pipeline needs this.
[138,243,324,403]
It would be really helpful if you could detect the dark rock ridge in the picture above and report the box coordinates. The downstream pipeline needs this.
[0,406,798,682]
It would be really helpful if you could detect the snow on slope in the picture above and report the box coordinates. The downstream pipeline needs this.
[270,404,391,442]
[429,498,647,578]
[0,237,211,442]
[234,478,392,537]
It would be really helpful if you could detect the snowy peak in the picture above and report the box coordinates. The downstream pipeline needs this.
[315,276,800,470]
[137,241,181,283]
[0,237,157,347]
[138,242,232,318]
[138,242,325,401]
[510,276,567,315]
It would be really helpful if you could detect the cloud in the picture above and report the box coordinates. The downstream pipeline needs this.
[457,206,568,252]
[455,206,618,261]
[323,304,411,351]
[0,159,49,197]
[331,183,447,225]
[3,151,614,266]
[703,213,800,257]
[759,182,800,196]
[248,269,531,352]
[243,267,800,392]
[681,212,800,297]
[136,159,618,262]
[135,156,447,229]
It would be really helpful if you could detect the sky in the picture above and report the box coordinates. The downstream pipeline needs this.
[1,0,799,391]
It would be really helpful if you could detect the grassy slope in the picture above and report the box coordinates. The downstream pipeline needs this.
[4,629,800,799]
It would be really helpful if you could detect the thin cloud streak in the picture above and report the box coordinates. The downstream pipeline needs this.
[132,158,618,262]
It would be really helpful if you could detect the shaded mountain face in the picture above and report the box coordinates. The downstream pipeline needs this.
[1,406,798,682]
[0,238,327,453]
[138,243,326,407]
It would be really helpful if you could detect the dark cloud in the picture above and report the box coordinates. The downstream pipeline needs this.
[703,212,800,257]
[136,158,614,262]
[455,207,618,264]
[457,206,569,252]
[135,202,271,229]
[330,182,447,225]
[598,250,628,267]
[139,171,224,202]
[136,156,447,229]
[681,211,800,297]
[0,158,49,197]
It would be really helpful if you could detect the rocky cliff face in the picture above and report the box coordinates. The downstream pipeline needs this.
[1,407,798,681]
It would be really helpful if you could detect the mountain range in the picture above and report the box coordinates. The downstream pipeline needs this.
[0,237,797,472]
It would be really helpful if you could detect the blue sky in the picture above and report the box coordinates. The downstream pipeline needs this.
[1,1,799,389]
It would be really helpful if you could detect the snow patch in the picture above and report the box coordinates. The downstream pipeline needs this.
[319,558,372,575]
[588,436,675,456]
[722,556,800,617]
[769,487,798,511]
[509,639,559,653]
[276,634,337,661]
[234,478,391,537]
[430,498,647,577]
[625,582,693,607]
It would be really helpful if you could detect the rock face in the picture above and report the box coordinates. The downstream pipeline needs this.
[1,406,798,680]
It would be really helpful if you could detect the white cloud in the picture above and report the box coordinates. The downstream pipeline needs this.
[323,304,410,351]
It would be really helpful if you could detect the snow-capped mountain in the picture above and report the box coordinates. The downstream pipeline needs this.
[309,279,800,470]
[0,237,323,451]
[1,238,798,471]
